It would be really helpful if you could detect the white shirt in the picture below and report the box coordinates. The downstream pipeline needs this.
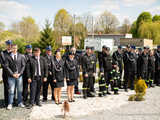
[11,53,17,60]
[35,56,41,76]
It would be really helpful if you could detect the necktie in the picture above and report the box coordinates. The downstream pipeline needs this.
[14,55,17,61]
[37,58,40,76]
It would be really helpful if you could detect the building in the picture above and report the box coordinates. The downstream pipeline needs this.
[86,34,132,46]
[120,38,153,48]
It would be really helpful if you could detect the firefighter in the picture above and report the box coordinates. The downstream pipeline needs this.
[100,46,113,95]
[148,50,155,87]
[154,45,160,86]
[112,45,123,89]
[90,47,97,93]
[82,46,96,99]
[137,46,149,86]
[110,64,121,95]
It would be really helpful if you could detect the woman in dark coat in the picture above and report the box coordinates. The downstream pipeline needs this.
[52,50,65,105]
[65,52,79,102]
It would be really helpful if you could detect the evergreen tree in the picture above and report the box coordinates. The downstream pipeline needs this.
[39,19,57,53]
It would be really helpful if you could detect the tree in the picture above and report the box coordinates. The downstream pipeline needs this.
[137,12,152,28]
[69,22,87,48]
[130,21,138,37]
[53,9,73,46]
[39,19,57,53]
[97,11,119,34]
[10,16,40,43]
[0,22,5,32]
[152,15,160,22]
[120,18,131,34]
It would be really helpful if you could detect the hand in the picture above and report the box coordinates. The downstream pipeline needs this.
[67,79,70,81]
[100,72,104,75]
[53,80,56,83]
[28,78,32,83]
[93,73,96,77]
[85,74,88,77]
[43,78,47,82]
[13,74,17,78]
[16,74,20,78]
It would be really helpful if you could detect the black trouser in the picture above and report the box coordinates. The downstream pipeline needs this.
[2,70,9,106]
[23,76,28,102]
[82,73,94,97]
[148,70,155,85]
[155,70,160,85]
[43,75,54,100]
[30,76,42,104]
[90,76,95,92]
[104,70,111,92]
[74,80,79,92]
[124,71,135,90]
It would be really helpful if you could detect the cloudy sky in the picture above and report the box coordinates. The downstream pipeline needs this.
[0,0,160,29]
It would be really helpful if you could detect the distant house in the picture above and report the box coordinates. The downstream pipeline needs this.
[86,34,132,46]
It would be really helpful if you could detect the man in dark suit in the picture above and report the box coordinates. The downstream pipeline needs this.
[0,40,12,107]
[22,45,33,105]
[27,48,48,108]
[5,44,26,110]
[43,46,54,102]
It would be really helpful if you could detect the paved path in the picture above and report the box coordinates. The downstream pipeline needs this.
[0,83,160,120]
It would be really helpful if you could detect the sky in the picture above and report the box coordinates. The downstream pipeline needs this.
[0,0,160,29]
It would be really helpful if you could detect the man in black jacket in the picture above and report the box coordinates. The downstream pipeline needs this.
[71,47,81,94]
[0,40,12,107]
[137,46,149,86]
[27,48,48,108]
[155,45,160,86]
[82,46,96,99]
[23,45,32,105]
[43,46,54,102]
[100,46,113,95]
[5,44,26,110]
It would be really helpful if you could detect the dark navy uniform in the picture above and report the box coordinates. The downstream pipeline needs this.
[137,50,149,85]
[0,40,12,107]
[155,47,160,86]
[148,54,155,87]
[65,53,79,86]
[52,58,65,88]
[110,67,121,94]
[82,50,96,98]
[23,45,32,104]
[112,46,123,88]
[100,47,113,95]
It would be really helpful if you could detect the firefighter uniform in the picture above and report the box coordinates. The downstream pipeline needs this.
[0,40,12,107]
[82,47,96,99]
[23,45,32,104]
[98,74,106,97]
[137,47,149,86]
[155,46,160,86]
[43,46,55,101]
[112,46,123,88]
[148,54,155,87]
[100,46,113,95]
[110,67,121,94]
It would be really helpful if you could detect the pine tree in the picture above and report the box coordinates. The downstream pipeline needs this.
[39,19,56,53]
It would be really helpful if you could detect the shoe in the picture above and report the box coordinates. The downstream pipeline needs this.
[125,89,128,92]
[107,92,111,95]
[18,103,25,108]
[36,103,42,107]
[26,104,34,109]
[75,91,81,95]
[58,102,62,104]
[42,99,47,102]
[71,99,75,102]
[7,104,12,110]
[83,96,87,99]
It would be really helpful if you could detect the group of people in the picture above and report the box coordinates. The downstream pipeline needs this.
[1,39,160,110]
